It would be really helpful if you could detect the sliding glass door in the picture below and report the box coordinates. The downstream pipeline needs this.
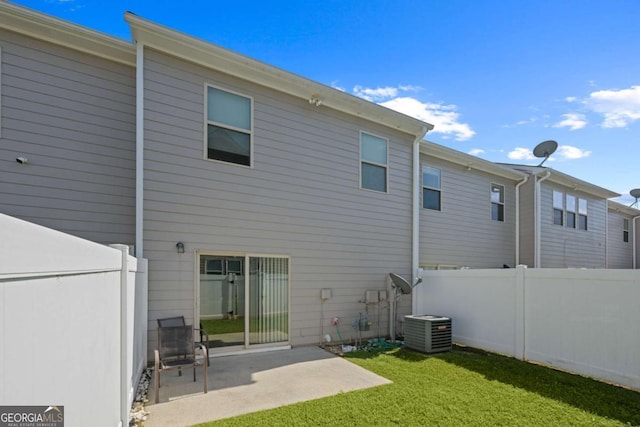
[249,256,289,345]
[198,253,289,350]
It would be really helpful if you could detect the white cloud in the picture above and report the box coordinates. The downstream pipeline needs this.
[508,147,536,161]
[351,85,475,141]
[585,85,640,128]
[565,96,577,103]
[553,113,588,130]
[555,145,591,160]
[380,97,475,141]
[468,148,485,156]
[507,145,591,163]
[353,86,399,102]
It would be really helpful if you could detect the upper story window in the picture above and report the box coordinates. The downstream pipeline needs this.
[578,198,588,230]
[552,190,588,231]
[623,218,630,243]
[491,183,505,222]
[553,190,564,225]
[422,166,441,211]
[206,85,253,166]
[566,194,577,228]
[360,132,388,192]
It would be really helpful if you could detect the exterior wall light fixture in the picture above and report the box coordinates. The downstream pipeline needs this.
[176,242,185,253]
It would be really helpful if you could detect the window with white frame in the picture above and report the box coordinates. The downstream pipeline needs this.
[206,85,252,166]
[491,183,505,221]
[578,198,588,230]
[422,166,441,210]
[566,194,577,228]
[360,132,388,192]
[623,218,630,243]
[553,190,564,225]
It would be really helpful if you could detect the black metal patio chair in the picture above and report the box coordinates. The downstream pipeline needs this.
[154,322,208,403]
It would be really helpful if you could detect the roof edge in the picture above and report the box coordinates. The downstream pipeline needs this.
[421,141,527,181]
[500,164,621,199]
[125,12,433,139]
[0,2,135,66]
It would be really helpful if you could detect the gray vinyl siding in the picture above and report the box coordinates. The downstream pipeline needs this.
[539,184,607,268]
[607,210,634,269]
[142,48,414,350]
[518,178,535,267]
[0,29,136,245]
[419,156,517,269]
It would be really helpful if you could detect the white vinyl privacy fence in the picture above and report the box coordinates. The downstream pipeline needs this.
[0,214,148,427]
[414,266,640,390]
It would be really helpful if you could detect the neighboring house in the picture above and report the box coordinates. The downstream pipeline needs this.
[419,141,527,269]
[502,164,620,268]
[607,201,640,269]
[0,3,137,246]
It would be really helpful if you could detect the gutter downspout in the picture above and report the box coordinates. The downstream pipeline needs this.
[515,175,529,266]
[135,42,144,258]
[605,200,609,268]
[633,215,640,269]
[534,171,551,268]
[411,129,429,316]
[390,129,429,341]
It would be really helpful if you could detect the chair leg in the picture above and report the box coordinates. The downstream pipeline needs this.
[203,347,208,394]
[193,366,196,382]
[154,352,161,404]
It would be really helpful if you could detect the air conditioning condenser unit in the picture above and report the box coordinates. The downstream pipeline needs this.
[403,314,452,353]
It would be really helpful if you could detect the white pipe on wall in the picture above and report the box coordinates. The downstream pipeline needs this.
[633,215,640,269]
[534,171,551,268]
[135,42,145,259]
[515,175,529,266]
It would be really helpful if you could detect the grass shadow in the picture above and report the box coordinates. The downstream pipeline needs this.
[388,346,640,425]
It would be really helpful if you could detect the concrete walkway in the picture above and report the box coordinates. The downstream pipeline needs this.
[144,346,391,426]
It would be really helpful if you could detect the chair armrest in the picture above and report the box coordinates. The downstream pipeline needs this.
[195,327,210,345]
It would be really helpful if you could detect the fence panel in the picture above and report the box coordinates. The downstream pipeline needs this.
[417,266,640,390]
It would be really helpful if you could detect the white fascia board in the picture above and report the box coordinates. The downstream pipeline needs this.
[0,2,135,66]
[124,12,432,139]
[421,140,527,181]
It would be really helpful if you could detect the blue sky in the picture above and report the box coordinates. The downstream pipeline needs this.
[13,0,640,204]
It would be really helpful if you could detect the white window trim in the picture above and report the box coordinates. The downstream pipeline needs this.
[422,165,442,211]
[203,83,254,168]
[359,131,389,193]
[552,190,564,226]
[577,197,588,230]
[623,218,630,243]
[490,183,505,222]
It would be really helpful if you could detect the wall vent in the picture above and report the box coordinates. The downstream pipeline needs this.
[403,315,452,353]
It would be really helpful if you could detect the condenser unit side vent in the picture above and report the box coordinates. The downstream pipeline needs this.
[403,315,452,354]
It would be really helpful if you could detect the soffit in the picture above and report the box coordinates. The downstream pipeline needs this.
[0,2,135,66]
[421,141,527,181]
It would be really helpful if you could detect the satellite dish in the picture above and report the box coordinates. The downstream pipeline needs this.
[630,189,640,207]
[532,140,558,167]
[389,273,422,295]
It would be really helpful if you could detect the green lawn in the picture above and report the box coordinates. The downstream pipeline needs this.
[200,318,244,335]
[197,347,640,427]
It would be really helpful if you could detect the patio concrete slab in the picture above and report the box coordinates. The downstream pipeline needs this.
[144,346,391,427]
